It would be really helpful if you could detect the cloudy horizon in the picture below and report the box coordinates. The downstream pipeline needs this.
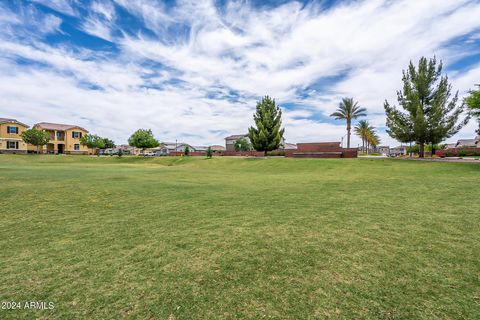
[1,0,480,147]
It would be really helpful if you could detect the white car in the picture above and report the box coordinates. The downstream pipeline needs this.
[142,152,156,156]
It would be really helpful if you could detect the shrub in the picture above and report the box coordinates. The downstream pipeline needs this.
[206,147,212,159]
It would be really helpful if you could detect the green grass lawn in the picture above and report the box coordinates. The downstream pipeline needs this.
[1,155,479,319]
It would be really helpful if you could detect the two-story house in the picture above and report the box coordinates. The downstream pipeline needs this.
[0,118,29,154]
[31,122,89,154]
[224,134,286,151]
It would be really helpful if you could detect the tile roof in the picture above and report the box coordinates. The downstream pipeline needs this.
[0,117,29,127]
[34,122,88,132]
[456,139,477,147]
[209,145,226,151]
[225,134,248,140]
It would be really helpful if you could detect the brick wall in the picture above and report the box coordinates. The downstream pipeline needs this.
[296,142,341,152]
[285,142,357,158]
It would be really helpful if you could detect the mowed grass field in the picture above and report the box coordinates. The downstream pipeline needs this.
[0,155,479,319]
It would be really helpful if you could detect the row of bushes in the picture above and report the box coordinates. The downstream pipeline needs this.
[443,150,480,157]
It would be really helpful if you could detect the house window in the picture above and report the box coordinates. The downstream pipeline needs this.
[7,141,18,149]
[74,144,80,151]
[7,126,18,134]
[72,131,82,139]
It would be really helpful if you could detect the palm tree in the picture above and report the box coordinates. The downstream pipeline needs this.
[354,120,372,153]
[365,127,380,154]
[330,98,367,148]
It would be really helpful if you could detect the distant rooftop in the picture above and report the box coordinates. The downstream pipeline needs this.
[225,134,248,140]
[456,139,477,147]
[35,122,88,132]
[210,145,226,151]
[0,117,29,127]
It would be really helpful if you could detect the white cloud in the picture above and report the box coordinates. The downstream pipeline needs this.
[91,1,115,22]
[31,0,77,16]
[81,17,114,41]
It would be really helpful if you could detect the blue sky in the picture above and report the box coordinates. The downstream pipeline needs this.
[1,0,480,146]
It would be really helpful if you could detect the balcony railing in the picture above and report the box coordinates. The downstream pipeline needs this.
[48,134,65,141]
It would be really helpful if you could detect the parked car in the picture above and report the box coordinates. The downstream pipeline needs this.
[142,152,156,156]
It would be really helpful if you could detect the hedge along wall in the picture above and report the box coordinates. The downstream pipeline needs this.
[436,148,480,157]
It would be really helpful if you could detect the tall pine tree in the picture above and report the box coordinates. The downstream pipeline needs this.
[384,57,468,157]
[248,96,285,156]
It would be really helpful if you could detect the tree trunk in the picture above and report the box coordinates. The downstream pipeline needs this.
[419,143,425,158]
[36,145,40,154]
[431,143,435,157]
[362,139,365,154]
[409,141,412,158]
[347,126,351,148]
[264,150,267,157]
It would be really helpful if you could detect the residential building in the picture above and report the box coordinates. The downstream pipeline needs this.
[31,122,89,154]
[192,146,208,152]
[116,145,141,155]
[0,117,29,154]
[209,145,226,152]
[153,142,193,155]
[390,145,407,156]
[377,146,390,156]
[456,138,478,148]
[225,134,250,151]
[225,134,286,151]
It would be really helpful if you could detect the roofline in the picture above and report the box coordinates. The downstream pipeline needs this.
[33,123,89,132]
[224,134,249,140]
[0,119,29,128]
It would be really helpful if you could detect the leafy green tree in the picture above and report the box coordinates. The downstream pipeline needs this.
[206,147,212,159]
[248,96,285,156]
[117,149,123,157]
[466,85,480,134]
[21,128,50,154]
[234,137,252,151]
[184,145,190,156]
[406,144,420,155]
[384,57,468,158]
[102,138,115,149]
[128,129,159,152]
[80,134,106,150]
[330,98,366,148]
